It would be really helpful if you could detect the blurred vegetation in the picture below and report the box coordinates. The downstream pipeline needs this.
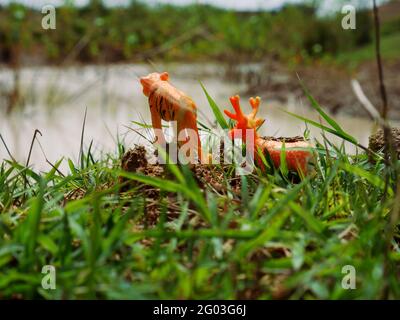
[0,0,398,66]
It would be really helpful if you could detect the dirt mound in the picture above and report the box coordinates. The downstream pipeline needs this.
[262,136,305,143]
[119,144,242,225]
[368,127,400,158]
[121,144,242,194]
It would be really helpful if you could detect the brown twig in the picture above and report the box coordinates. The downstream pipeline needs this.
[22,129,43,200]
[26,129,43,168]
[0,133,16,162]
[373,0,398,300]
[373,0,396,188]
[373,0,388,120]
[78,107,88,169]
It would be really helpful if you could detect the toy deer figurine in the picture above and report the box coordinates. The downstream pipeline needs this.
[224,95,312,175]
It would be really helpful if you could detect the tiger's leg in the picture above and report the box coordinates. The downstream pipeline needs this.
[177,118,196,163]
[178,113,202,163]
[187,115,202,161]
[150,107,166,146]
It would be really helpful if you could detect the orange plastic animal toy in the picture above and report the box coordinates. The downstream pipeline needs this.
[224,95,312,175]
[140,72,202,160]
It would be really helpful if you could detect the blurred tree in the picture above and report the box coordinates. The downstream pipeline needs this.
[0,1,395,65]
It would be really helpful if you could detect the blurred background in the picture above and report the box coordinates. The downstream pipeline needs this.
[0,0,399,170]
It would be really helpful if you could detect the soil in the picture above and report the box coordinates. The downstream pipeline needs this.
[119,144,243,226]
[368,127,400,158]
[120,144,242,194]
[119,137,308,225]
[261,136,306,143]
[117,144,294,299]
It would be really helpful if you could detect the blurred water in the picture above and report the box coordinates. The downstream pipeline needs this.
[0,63,396,172]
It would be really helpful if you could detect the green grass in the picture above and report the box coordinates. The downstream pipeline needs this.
[0,89,399,300]
[335,32,400,68]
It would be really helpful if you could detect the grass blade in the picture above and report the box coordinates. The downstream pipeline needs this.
[283,110,358,144]
[200,81,229,129]
[298,76,346,134]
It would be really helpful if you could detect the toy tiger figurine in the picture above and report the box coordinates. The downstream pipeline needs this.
[140,72,202,161]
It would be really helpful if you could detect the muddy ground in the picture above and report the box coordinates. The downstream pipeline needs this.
[238,59,400,120]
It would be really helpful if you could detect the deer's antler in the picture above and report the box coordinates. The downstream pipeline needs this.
[224,95,264,141]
